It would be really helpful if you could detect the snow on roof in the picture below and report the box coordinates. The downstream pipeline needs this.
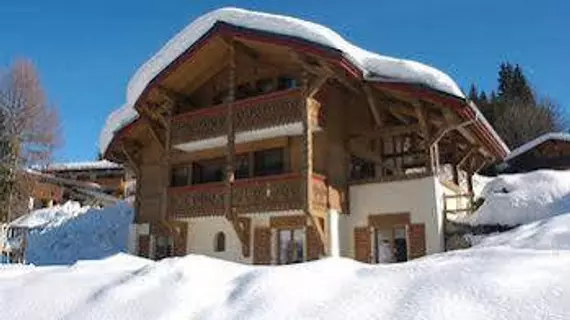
[9,202,89,229]
[99,7,468,154]
[505,132,570,161]
[43,160,123,172]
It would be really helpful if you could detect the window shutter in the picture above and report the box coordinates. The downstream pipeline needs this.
[354,227,371,263]
[306,226,323,261]
[407,223,426,260]
[253,227,272,265]
[138,235,151,258]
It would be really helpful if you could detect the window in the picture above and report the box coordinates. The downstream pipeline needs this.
[235,154,250,179]
[350,156,376,180]
[154,235,174,260]
[254,148,284,177]
[256,78,275,94]
[374,226,408,263]
[192,158,225,184]
[277,76,298,90]
[214,232,226,252]
[171,166,190,187]
[277,228,304,264]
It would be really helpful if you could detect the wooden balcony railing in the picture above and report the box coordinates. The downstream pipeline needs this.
[232,174,304,214]
[167,173,337,219]
[168,182,225,218]
[171,89,323,146]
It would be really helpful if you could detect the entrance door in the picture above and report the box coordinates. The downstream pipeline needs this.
[373,226,408,263]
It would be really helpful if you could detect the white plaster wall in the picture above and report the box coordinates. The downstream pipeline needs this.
[178,210,307,264]
[341,176,444,258]
[181,216,252,264]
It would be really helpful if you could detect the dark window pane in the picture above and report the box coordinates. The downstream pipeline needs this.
[171,167,189,187]
[350,156,375,180]
[235,154,250,179]
[254,148,284,177]
[192,158,225,184]
[277,76,298,90]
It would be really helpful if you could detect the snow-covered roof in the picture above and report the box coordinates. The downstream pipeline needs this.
[99,7,470,155]
[42,160,123,172]
[505,132,570,161]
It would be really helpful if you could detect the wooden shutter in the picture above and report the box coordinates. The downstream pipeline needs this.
[306,226,323,261]
[354,227,371,263]
[138,235,151,258]
[253,227,272,265]
[407,223,426,260]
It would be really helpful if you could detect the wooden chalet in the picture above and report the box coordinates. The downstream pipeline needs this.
[101,8,509,264]
[499,133,570,173]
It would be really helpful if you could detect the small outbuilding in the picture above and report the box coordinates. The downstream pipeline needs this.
[500,133,570,173]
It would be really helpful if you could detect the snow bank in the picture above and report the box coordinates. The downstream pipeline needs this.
[100,7,466,154]
[4,202,134,265]
[459,170,570,226]
[476,212,570,250]
[1,247,569,320]
[10,202,89,229]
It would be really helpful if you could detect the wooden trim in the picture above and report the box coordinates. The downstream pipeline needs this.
[269,215,307,229]
[368,213,411,228]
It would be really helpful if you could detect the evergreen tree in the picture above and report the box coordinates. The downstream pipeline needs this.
[470,62,562,149]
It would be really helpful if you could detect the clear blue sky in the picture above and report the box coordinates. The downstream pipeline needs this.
[1,0,568,162]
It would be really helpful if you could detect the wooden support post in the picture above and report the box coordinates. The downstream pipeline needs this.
[225,43,236,221]
[160,106,172,220]
[301,68,326,252]
[223,42,249,256]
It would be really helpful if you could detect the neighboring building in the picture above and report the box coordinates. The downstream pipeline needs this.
[100,8,509,264]
[498,133,570,173]
[40,160,129,199]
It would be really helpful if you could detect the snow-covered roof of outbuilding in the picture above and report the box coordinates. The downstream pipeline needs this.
[505,132,570,161]
[42,160,123,172]
[99,7,498,155]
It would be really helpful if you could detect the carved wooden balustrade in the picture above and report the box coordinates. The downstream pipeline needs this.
[168,183,225,218]
[232,174,304,214]
[171,89,323,146]
[168,174,337,218]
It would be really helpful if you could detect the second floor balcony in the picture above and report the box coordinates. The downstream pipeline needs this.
[167,173,339,219]
[171,88,323,151]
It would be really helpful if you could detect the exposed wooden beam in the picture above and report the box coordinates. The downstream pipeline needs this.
[305,74,329,98]
[363,85,384,126]
[442,109,476,144]
[141,117,165,151]
[413,102,430,141]
[349,124,420,140]
[457,147,478,169]
[120,143,141,177]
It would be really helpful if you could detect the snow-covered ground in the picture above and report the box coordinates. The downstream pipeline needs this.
[2,201,133,265]
[0,234,568,320]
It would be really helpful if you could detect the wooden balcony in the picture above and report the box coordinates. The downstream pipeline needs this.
[171,89,323,146]
[167,173,336,219]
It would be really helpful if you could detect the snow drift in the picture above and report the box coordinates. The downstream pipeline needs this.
[100,7,467,154]
[4,201,134,265]
[459,170,570,226]
[0,245,569,320]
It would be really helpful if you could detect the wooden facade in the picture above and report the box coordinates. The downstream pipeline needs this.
[502,135,570,173]
[103,19,507,264]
